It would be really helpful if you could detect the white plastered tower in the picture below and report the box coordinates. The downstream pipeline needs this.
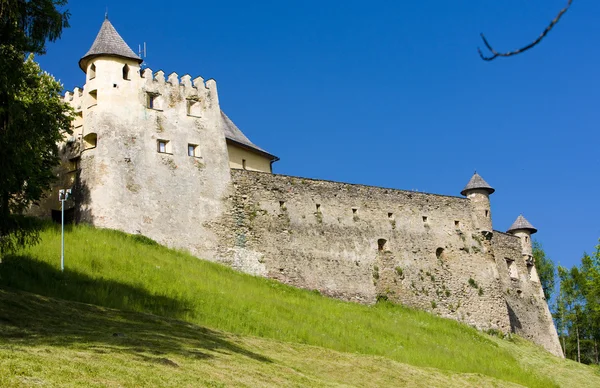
[69,17,231,259]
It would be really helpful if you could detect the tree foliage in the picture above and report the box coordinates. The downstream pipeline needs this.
[0,1,72,256]
[533,240,555,300]
[555,240,600,364]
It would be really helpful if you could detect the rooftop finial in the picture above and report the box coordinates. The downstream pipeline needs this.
[105,7,108,20]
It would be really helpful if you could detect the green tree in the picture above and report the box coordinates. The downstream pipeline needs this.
[533,240,556,301]
[0,1,71,256]
[555,242,600,364]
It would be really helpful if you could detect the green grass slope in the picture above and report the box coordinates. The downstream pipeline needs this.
[1,224,598,387]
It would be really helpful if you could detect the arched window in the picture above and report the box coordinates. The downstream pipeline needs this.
[122,64,130,80]
[89,63,96,80]
[436,247,446,260]
[377,239,387,251]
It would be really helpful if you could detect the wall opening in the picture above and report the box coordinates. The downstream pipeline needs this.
[506,258,518,279]
[89,63,96,80]
[188,144,198,157]
[242,159,247,170]
[88,89,97,107]
[83,133,97,150]
[157,139,170,154]
[525,236,529,243]
[316,204,321,212]
[485,210,489,218]
[527,263,539,283]
[186,99,202,117]
[279,201,286,209]
[388,212,394,219]
[122,64,130,80]
[147,93,162,110]
[352,208,358,214]
[454,220,460,227]
[436,247,446,260]
[377,239,387,252]
[422,216,428,222]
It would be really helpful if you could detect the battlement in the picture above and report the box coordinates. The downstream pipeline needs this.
[63,87,84,111]
[140,68,218,107]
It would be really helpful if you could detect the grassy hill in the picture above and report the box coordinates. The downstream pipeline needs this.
[1,223,599,387]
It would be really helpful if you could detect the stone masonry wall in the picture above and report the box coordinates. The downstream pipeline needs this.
[212,170,512,333]
[492,231,563,356]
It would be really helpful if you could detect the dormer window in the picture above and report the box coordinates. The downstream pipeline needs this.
[89,63,96,80]
[122,64,130,80]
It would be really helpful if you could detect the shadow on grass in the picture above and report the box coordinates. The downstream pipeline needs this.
[0,256,270,364]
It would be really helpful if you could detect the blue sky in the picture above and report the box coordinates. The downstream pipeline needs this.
[39,1,599,271]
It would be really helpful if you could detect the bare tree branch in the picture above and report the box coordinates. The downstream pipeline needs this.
[478,0,573,61]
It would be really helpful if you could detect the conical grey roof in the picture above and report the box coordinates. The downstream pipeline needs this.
[79,18,142,71]
[460,172,495,196]
[507,214,537,234]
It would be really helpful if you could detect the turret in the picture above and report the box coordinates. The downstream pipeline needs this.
[78,17,143,117]
[506,214,543,284]
[507,214,540,283]
[461,172,494,233]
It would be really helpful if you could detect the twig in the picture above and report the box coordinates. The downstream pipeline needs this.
[478,0,573,61]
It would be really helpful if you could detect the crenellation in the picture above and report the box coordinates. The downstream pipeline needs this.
[192,75,205,89]
[154,70,165,84]
[167,72,178,86]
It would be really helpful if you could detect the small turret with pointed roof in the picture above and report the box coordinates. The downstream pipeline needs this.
[507,214,537,260]
[79,17,142,72]
[507,214,537,234]
[460,172,495,196]
[461,171,494,233]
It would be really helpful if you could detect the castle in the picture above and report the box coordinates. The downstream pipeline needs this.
[36,18,563,357]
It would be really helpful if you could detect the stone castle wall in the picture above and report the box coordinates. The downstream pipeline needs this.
[492,232,563,356]
[212,170,512,331]
[207,170,562,356]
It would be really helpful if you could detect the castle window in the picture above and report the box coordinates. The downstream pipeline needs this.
[422,216,428,222]
[147,93,161,110]
[436,247,446,260]
[88,89,97,107]
[279,201,286,209]
[377,239,387,251]
[122,64,130,80]
[186,99,202,117]
[485,210,489,218]
[89,63,96,80]
[527,263,539,283]
[455,220,460,227]
[83,133,97,150]
[352,208,358,214]
[388,212,394,219]
[525,236,529,243]
[157,139,170,154]
[188,144,198,157]
[242,159,247,170]
[506,258,518,279]
[316,204,321,212]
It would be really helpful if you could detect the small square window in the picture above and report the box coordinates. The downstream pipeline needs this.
[157,140,169,153]
[147,93,161,110]
[188,144,198,157]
